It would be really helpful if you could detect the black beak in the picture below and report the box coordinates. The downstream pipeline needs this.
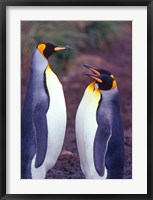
[83,64,100,75]
[83,64,95,69]
[64,45,73,50]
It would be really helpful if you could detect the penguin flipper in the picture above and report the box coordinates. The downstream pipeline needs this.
[33,104,48,168]
[94,117,111,177]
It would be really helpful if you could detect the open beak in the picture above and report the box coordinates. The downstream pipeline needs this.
[83,64,100,75]
[54,45,72,52]
[85,73,102,83]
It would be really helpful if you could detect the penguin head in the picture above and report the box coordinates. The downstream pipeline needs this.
[83,64,113,77]
[83,64,116,90]
[37,42,72,59]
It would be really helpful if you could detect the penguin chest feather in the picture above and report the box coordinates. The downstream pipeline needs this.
[76,83,107,179]
[31,65,66,178]
[45,65,67,166]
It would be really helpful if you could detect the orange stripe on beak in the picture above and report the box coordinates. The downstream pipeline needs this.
[91,76,102,83]
[112,80,117,89]
[90,68,101,75]
[54,46,66,51]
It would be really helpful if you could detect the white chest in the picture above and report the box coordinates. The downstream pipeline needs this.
[45,67,67,165]
[76,83,107,178]
[46,71,67,146]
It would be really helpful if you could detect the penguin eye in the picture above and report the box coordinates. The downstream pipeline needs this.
[37,44,46,54]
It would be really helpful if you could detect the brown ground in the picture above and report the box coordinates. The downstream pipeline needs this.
[22,23,132,179]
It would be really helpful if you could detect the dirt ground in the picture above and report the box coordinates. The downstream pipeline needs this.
[22,23,132,179]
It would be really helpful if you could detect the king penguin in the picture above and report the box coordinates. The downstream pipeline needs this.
[21,42,72,179]
[75,64,125,179]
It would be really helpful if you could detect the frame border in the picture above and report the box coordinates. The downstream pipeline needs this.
[0,0,152,199]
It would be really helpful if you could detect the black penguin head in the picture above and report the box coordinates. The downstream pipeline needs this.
[88,74,117,90]
[37,42,72,59]
[83,64,116,90]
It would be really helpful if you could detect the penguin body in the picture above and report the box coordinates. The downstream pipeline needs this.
[95,87,125,179]
[21,43,71,179]
[31,65,67,179]
[75,64,125,179]
[76,82,107,178]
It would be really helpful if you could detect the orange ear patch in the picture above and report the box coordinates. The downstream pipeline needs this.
[38,44,46,54]
[112,80,117,89]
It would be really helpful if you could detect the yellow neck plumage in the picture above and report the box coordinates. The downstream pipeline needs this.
[45,65,54,94]
[45,65,61,96]
[85,82,101,103]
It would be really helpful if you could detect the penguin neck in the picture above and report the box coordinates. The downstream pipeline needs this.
[29,49,54,93]
[99,86,119,103]
[31,48,49,73]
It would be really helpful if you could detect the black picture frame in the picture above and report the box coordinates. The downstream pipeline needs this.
[0,0,152,199]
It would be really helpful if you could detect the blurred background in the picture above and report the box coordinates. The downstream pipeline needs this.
[21,21,132,179]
